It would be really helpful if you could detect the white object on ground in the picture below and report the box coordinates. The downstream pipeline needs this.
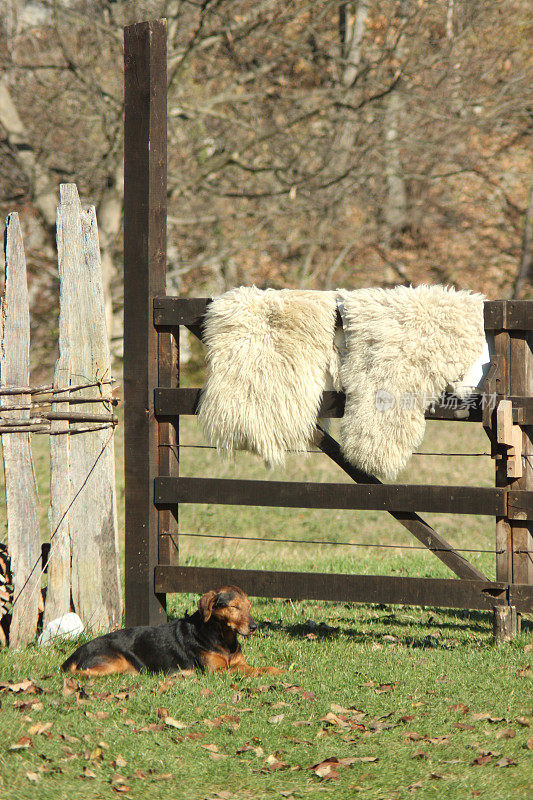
[38,612,84,646]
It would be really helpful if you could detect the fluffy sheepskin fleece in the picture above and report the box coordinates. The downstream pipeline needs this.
[198,286,339,467]
[337,284,485,480]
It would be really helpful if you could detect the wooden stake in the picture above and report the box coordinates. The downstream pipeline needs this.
[1,213,41,647]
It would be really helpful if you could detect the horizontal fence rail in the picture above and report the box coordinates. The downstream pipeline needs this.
[154,297,533,331]
[154,566,533,612]
[155,387,533,426]
[155,476,509,516]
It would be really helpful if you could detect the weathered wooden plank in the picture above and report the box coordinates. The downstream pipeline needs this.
[124,19,168,627]
[313,426,488,581]
[153,296,210,328]
[158,327,179,567]
[155,476,507,516]
[1,213,41,647]
[487,332,513,586]
[46,184,122,633]
[44,199,72,626]
[484,301,533,331]
[509,332,533,585]
[154,566,533,612]
[155,297,533,333]
[154,387,486,423]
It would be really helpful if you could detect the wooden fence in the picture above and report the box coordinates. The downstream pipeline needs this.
[123,21,533,640]
[1,184,122,648]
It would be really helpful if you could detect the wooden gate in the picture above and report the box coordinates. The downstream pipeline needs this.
[123,20,533,636]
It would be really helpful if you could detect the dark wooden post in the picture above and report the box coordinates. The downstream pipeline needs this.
[509,327,533,604]
[484,312,514,641]
[487,303,533,640]
[124,19,168,626]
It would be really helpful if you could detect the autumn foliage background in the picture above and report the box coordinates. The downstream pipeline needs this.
[0,0,532,374]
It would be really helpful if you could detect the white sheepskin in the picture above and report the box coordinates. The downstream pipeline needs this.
[198,286,339,467]
[337,284,486,480]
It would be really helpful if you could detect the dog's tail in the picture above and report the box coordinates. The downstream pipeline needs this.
[61,649,83,673]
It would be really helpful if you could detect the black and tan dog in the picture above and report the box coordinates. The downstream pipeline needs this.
[61,585,282,677]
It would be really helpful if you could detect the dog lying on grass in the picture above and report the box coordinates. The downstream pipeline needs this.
[61,585,282,676]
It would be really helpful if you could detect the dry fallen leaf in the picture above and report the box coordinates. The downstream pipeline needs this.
[310,758,340,779]
[516,716,530,727]
[1,679,42,694]
[88,746,104,763]
[25,772,39,783]
[495,728,515,740]
[14,700,43,712]
[264,754,288,771]
[268,714,285,724]
[405,732,426,741]
[9,736,32,751]
[204,714,240,729]
[201,744,219,753]
[320,712,350,728]
[472,754,493,765]
[375,682,397,694]
[28,721,53,736]
[494,757,517,768]
[449,703,469,714]
[164,717,187,729]
[82,767,96,779]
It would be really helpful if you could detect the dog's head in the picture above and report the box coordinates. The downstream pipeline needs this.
[198,585,257,636]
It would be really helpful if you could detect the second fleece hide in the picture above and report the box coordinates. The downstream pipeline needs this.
[198,286,338,468]
[337,284,485,480]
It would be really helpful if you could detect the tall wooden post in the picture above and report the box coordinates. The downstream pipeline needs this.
[124,19,168,626]
[509,328,533,592]
[487,302,533,640]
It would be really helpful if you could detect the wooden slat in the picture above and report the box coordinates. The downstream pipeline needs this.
[1,213,41,648]
[154,566,533,612]
[155,476,507,516]
[124,19,168,627]
[313,426,488,581]
[46,185,122,633]
[154,387,485,422]
[484,301,533,331]
[507,492,533,521]
[154,297,210,328]
[488,332,513,584]
[156,297,532,333]
[509,331,533,583]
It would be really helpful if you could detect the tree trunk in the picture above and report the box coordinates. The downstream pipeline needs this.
[383,88,408,244]
[513,173,533,299]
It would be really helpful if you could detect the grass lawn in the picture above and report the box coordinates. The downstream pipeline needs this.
[0,599,531,800]
[1,369,532,799]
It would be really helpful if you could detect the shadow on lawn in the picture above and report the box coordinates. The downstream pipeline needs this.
[260,606,531,648]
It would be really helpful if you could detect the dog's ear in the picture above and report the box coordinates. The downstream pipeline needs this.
[198,590,217,622]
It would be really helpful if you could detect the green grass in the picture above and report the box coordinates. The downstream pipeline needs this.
[0,599,532,800]
[1,370,532,799]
